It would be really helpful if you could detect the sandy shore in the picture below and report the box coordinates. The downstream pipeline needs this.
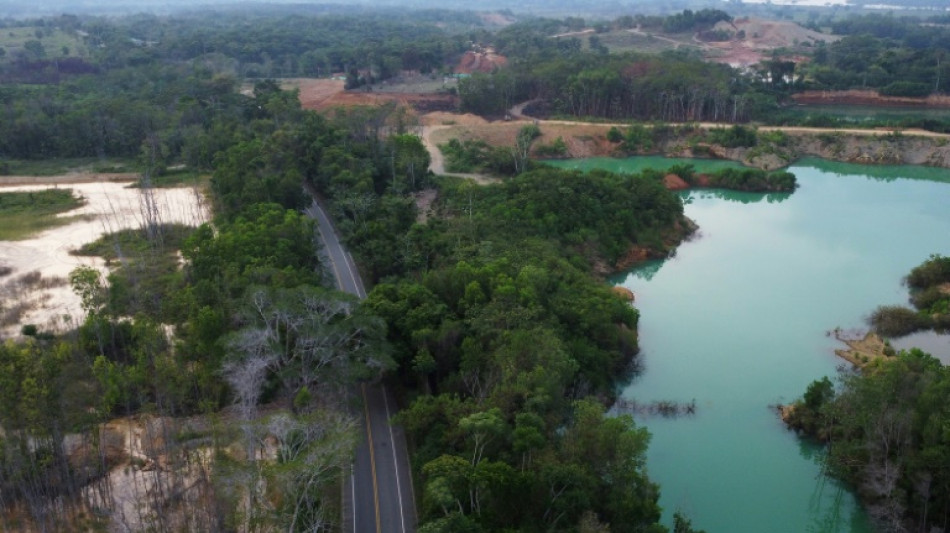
[833,329,892,368]
[0,180,209,338]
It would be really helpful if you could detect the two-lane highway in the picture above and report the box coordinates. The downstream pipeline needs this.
[305,199,416,533]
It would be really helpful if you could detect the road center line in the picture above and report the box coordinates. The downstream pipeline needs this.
[382,385,407,533]
[361,384,383,533]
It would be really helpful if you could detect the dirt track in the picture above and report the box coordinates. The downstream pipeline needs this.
[290,78,457,112]
[0,173,138,186]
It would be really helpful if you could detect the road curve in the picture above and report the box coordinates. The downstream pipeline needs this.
[304,198,416,533]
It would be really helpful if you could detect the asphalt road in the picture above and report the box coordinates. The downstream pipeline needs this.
[305,199,416,533]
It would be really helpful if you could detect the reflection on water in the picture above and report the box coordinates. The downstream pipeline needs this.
[546,155,749,175]
[795,157,950,184]
[682,189,793,205]
[625,258,665,282]
[891,330,950,364]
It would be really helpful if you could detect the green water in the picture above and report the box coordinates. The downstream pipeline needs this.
[567,156,950,532]
[548,155,749,175]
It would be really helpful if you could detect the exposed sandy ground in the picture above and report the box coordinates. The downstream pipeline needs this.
[422,105,950,171]
[288,78,458,114]
[833,329,891,368]
[282,78,346,109]
[455,50,508,74]
[704,18,838,67]
[0,179,209,338]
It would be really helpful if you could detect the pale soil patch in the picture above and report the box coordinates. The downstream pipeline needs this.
[412,189,438,224]
[706,17,839,67]
[0,179,209,338]
[0,172,138,186]
[280,78,345,109]
[478,12,515,27]
[304,87,456,112]
[422,108,950,170]
[833,329,891,368]
[423,115,618,160]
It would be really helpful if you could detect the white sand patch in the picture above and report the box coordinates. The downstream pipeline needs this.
[0,181,209,338]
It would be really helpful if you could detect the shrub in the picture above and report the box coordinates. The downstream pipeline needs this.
[606,127,624,143]
[534,136,568,157]
[910,286,950,313]
[906,254,950,290]
[707,125,757,148]
[879,81,931,97]
[868,305,930,337]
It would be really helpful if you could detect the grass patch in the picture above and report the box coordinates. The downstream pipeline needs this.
[0,27,86,63]
[132,169,209,189]
[73,223,195,260]
[0,157,138,176]
[0,189,86,240]
[73,224,196,321]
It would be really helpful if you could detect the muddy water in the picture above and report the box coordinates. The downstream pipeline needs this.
[550,157,950,532]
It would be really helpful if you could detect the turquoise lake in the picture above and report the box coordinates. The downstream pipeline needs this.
[549,156,950,532]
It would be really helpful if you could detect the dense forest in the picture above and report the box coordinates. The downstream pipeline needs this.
[454,10,950,132]
[0,6,709,533]
[3,3,949,531]
[786,255,950,531]
[787,349,950,531]
[457,12,778,122]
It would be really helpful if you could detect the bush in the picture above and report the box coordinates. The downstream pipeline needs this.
[439,138,491,173]
[534,136,568,157]
[906,254,950,290]
[707,125,757,148]
[868,305,930,337]
[622,124,654,152]
[606,127,624,143]
[758,130,789,146]
[879,81,931,97]
[910,286,950,314]
[705,168,797,192]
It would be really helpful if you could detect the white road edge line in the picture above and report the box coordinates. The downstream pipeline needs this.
[382,385,407,533]
[351,467,357,533]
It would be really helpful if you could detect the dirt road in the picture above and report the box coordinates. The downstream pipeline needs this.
[421,124,498,184]
[506,102,950,139]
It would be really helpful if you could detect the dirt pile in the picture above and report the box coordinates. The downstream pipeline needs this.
[456,50,508,74]
[706,17,838,67]
[663,173,690,190]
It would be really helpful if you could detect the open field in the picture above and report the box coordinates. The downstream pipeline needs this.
[599,30,697,54]
[592,18,838,67]
[289,78,458,112]
[0,179,208,338]
[0,26,86,62]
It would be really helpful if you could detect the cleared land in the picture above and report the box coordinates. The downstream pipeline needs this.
[0,26,86,63]
[290,78,457,113]
[0,179,208,338]
[596,17,837,67]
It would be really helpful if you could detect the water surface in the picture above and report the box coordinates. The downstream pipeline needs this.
[559,156,950,532]
[550,155,748,175]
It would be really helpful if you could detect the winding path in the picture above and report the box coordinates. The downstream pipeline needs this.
[420,124,498,184]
